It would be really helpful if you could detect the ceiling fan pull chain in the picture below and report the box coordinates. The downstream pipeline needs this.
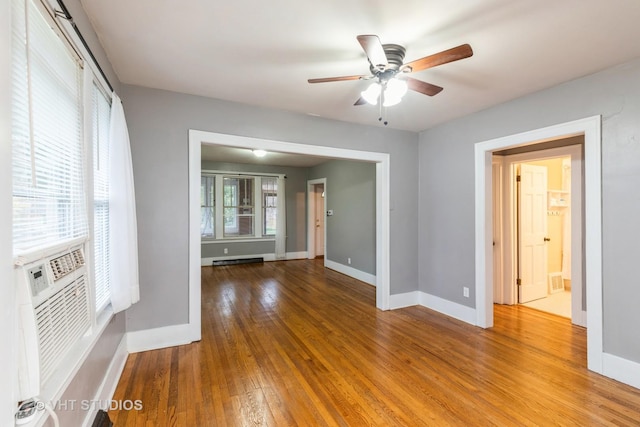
[378,93,388,126]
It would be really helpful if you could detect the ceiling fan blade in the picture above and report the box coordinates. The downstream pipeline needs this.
[404,77,444,96]
[308,75,365,84]
[357,35,388,68]
[354,97,368,106]
[404,44,473,73]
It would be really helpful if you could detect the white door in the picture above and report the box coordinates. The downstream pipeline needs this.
[519,164,548,303]
[314,184,325,256]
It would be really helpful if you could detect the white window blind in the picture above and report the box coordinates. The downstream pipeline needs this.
[12,0,87,254]
[92,83,111,312]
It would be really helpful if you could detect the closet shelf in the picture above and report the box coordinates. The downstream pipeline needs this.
[548,189,570,209]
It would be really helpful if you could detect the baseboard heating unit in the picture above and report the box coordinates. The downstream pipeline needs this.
[212,257,264,266]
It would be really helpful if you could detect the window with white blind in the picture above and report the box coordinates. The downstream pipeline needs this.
[12,0,113,312]
[92,84,111,312]
[262,177,278,236]
[11,0,86,254]
[223,176,254,237]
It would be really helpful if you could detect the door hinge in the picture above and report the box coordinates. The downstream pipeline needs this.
[516,278,522,286]
[516,175,521,182]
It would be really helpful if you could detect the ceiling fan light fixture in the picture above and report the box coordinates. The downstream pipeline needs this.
[361,82,381,105]
[383,95,402,107]
[386,78,408,99]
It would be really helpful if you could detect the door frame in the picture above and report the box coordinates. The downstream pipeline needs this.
[496,145,583,325]
[307,178,327,261]
[474,116,602,373]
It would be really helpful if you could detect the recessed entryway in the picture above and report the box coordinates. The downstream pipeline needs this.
[493,145,583,325]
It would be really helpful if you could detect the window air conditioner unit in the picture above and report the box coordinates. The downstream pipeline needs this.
[15,242,91,401]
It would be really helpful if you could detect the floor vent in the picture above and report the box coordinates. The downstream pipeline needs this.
[212,257,264,266]
[548,272,564,294]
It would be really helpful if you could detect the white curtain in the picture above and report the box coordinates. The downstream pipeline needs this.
[109,93,140,313]
[275,176,287,259]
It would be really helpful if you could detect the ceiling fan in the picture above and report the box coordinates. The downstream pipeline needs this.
[308,35,473,110]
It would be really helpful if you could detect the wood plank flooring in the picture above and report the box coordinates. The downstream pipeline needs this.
[109,259,640,426]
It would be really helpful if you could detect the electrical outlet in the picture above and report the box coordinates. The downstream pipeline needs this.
[223,248,228,254]
[347,258,351,265]
[463,287,470,298]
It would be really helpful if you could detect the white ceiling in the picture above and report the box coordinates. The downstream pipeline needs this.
[81,0,640,133]
[201,145,336,168]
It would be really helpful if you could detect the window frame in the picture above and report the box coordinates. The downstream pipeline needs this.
[201,171,282,241]
[223,176,255,237]
[11,0,115,317]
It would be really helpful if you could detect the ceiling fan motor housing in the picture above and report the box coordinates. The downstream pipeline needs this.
[370,44,406,79]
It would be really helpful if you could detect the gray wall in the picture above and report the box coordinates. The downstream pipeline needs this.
[121,84,420,332]
[201,161,309,258]
[418,58,640,363]
[309,160,377,275]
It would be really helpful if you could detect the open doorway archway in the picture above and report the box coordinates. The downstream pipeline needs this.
[474,116,603,374]
[188,130,391,343]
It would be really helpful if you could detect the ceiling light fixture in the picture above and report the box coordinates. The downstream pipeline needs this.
[360,77,408,125]
[253,149,267,157]
[361,78,408,107]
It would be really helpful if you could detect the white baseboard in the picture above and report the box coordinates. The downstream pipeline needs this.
[284,251,308,260]
[389,291,419,309]
[201,251,309,266]
[419,292,477,325]
[388,291,477,325]
[81,336,128,427]
[126,323,197,354]
[602,352,640,390]
[324,259,376,286]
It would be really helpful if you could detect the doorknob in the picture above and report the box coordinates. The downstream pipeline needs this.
[544,237,551,242]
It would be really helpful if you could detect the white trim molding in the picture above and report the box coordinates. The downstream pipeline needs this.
[126,324,196,354]
[602,353,640,390]
[388,291,476,325]
[324,259,376,287]
[389,291,420,310]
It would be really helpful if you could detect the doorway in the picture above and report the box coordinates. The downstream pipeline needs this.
[189,130,392,318]
[307,178,326,260]
[493,145,583,325]
[497,154,575,319]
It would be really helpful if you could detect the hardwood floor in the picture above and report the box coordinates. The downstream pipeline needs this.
[110,259,640,426]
